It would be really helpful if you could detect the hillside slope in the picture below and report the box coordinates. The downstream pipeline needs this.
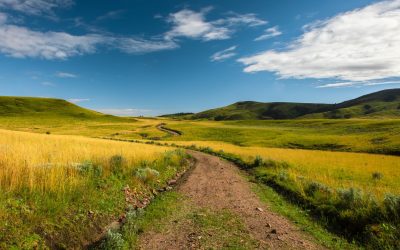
[168,89,400,120]
[0,96,114,120]
[304,88,400,119]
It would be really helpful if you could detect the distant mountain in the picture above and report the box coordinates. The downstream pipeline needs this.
[164,89,400,120]
[0,96,119,120]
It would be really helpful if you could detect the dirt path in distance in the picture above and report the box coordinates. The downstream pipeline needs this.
[156,123,181,136]
[139,151,325,249]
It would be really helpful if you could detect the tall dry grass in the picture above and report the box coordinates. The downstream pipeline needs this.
[0,129,168,193]
[168,140,400,198]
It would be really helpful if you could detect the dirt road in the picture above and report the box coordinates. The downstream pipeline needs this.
[156,123,181,136]
[139,151,324,249]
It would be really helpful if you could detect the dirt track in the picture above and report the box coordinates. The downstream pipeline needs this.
[139,151,324,249]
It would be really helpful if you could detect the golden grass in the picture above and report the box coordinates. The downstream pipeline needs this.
[167,140,400,198]
[0,129,169,193]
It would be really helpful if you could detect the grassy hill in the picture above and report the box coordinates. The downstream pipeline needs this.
[305,88,400,119]
[169,89,400,120]
[0,96,116,120]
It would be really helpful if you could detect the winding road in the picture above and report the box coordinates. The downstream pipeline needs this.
[139,150,324,249]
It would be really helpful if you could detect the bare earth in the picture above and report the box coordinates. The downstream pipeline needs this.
[139,151,324,249]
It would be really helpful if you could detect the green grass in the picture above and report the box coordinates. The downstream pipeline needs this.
[168,88,400,120]
[0,149,189,249]
[163,119,400,155]
[249,176,360,250]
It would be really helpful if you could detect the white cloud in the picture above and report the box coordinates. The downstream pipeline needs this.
[213,13,267,27]
[0,24,103,59]
[96,10,125,22]
[254,26,282,41]
[0,0,73,17]
[68,98,90,103]
[210,45,237,62]
[113,37,178,54]
[165,9,267,41]
[318,80,400,88]
[0,12,6,23]
[239,0,400,85]
[165,9,230,41]
[97,108,152,117]
[0,14,177,59]
[56,71,77,78]
[40,81,55,86]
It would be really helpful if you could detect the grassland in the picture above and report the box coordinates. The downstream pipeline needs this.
[0,129,189,249]
[0,96,399,248]
[163,140,400,198]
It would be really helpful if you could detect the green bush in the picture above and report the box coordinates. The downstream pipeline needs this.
[135,167,159,184]
[109,155,126,174]
[100,230,125,250]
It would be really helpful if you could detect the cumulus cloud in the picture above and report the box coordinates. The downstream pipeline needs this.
[97,108,152,117]
[0,0,73,17]
[165,9,267,41]
[68,98,90,103]
[56,71,77,78]
[210,45,237,62]
[0,23,103,59]
[254,26,282,41]
[165,9,230,41]
[239,0,400,85]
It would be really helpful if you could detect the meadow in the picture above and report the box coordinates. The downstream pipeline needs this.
[159,140,400,248]
[0,129,189,249]
[1,113,400,248]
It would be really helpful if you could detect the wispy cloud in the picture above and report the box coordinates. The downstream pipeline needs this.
[40,81,55,86]
[96,10,125,22]
[97,108,152,117]
[0,12,177,59]
[317,80,400,88]
[112,37,178,54]
[0,0,73,18]
[254,26,282,41]
[68,98,90,103]
[0,5,266,60]
[165,9,267,41]
[56,71,77,78]
[239,0,400,86]
[213,12,267,27]
[210,46,237,62]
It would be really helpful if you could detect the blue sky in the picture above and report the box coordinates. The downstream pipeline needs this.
[0,0,399,116]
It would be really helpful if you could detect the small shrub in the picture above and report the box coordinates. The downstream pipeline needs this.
[45,131,51,135]
[109,155,126,174]
[372,172,383,180]
[135,167,159,183]
[305,181,332,197]
[337,188,364,208]
[74,161,93,175]
[252,155,264,168]
[383,194,400,221]
[101,230,125,250]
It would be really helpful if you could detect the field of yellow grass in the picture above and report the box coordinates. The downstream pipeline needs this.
[0,129,169,193]
[167,140,400,198]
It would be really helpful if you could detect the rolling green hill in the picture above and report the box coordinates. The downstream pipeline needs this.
[0,96,116,120]
[304,88,400,119]
[168,89,400,120]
